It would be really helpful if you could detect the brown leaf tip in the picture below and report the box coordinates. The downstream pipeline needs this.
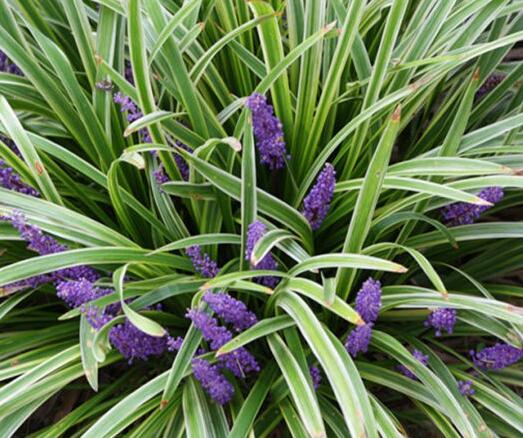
[472,68,480,81]
[355,316,365,326]
[392,105,401,121]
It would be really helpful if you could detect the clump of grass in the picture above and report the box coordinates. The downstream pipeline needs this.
[0,1,522,436]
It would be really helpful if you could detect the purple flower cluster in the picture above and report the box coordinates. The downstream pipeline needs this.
[245,220,279,288]
[309,366,321,389]
[186,245,220,279]
[0,160,39,197]
[203,291,257,332]
[458,380,475,397]
[355,278,382,324]
[56,279,111,309]
[345,323,373,358]
[398,349,429,380]
[191,358,234,405]
[186,297,260,404]
[113,92,151,143]
[344,278,382,357]
[173,141,192,181]
[475,74,505,100]
[470,343,523,370]
[245,93,288,170]
[153,166,169,185]
[0,50,22,75]
[425,308,457,337]
[302,163,336,230]
[186,309,232,350]
[109,317,170,363]
[441,187,504,227]
[4,212,99,289]
[2,211,175,364]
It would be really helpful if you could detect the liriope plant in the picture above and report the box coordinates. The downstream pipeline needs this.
[0,0,523,436]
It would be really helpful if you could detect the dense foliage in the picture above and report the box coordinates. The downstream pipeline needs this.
[0,1,523,436]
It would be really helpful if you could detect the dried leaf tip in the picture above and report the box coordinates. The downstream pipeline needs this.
[323,21,337,33]
[472,68,480,81]
[392,105,401,122]
[160,399,169,409]
[355,316,365,326]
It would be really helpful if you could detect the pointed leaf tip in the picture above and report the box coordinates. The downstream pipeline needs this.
[392,105,401,121]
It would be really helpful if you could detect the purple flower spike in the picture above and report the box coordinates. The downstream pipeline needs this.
[441,187,504,227]
[309,366,322,389]
[302,163,336,230]
[108,319,169,363]
[345,323,373,358]
[398,349,429,380]
[355,278,382,324]
[425,308,457,336]
[186,308,260,378]
[113,92,151,143]
[186,246,220,279]
[458,380,475,397]
[245,220,279,288]
[192,358,234,405]
[4,212,99,284]
[56,279,98,308]
[173,141,192,181]
[0,160,39,197]
[470,343,523,370]
[153,166,169,185]
[186,309,232,350]
[85,306,114,330]
[220,347,260,378]
[245,93,288,170]
[124,60,134,85]
[476,74,505,100]
[203,291,257,332]
[0,50,23,76]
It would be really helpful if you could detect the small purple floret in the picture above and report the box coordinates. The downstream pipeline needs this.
[302,163,336,230]
[345,323,373,358]
[167,336,184,352]
[355,278,382,324]
[442,187,504,227]
[186,245,220,279]
[245,93,288,170]
[425,308,457,336]
[458,380,475,397]
[398,349,429,380]
[245,220,278,288]
[470,343,523,370]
